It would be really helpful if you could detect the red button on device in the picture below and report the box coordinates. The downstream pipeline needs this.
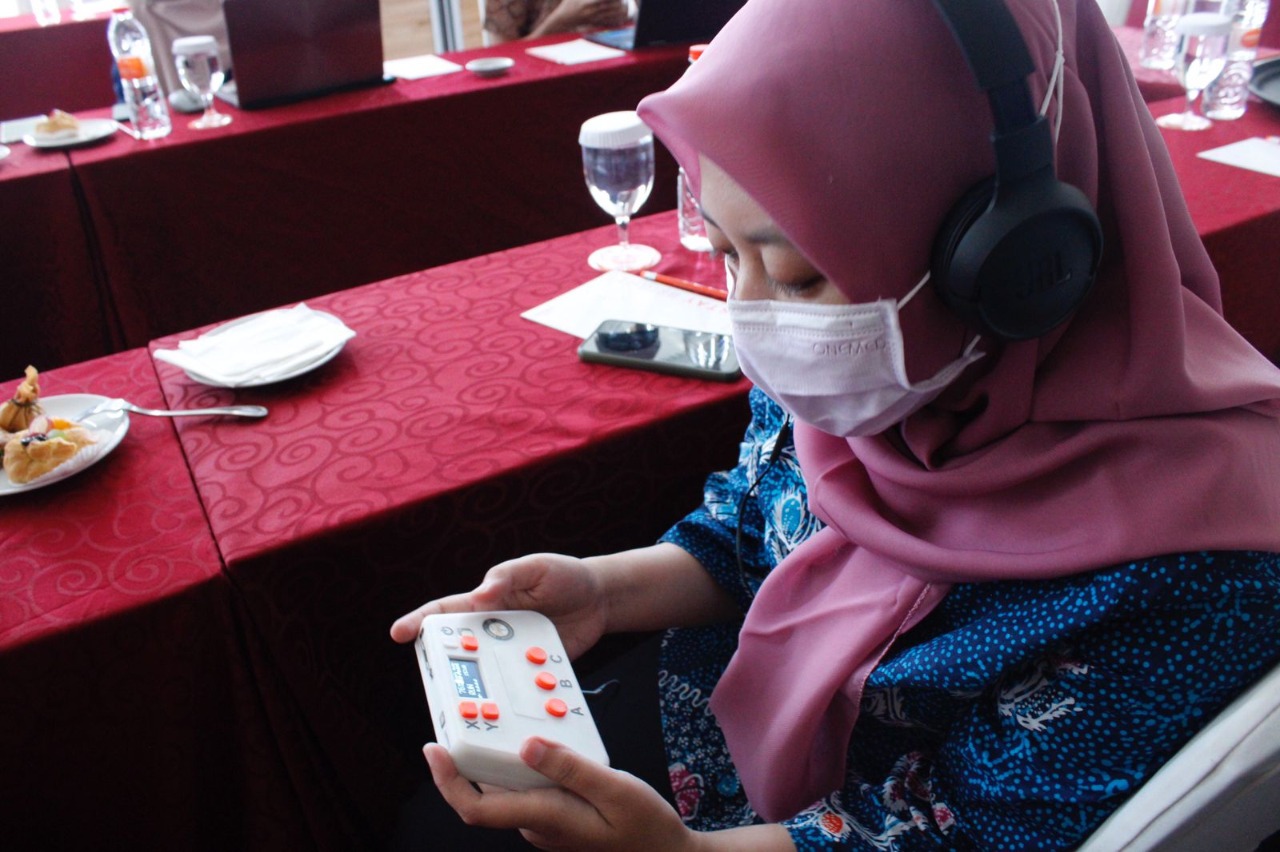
[525,646,548,665]
[545,698,568,718]
[481,702,500,720]
[459,701,479,719]
[535,671,557,691]
[460,634,480,652]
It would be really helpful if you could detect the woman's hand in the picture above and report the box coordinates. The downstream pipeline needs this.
[425,737,699,852]
[390,553,607,659]
[534,0,630,36]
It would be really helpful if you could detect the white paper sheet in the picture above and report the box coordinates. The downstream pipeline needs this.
[384,54,464,80]
[525,38,626,65]
[522,271,731,339]
[1196,137,1280,179]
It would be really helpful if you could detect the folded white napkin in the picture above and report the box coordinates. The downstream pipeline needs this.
[525,39,626,65]
[153,304,355,385]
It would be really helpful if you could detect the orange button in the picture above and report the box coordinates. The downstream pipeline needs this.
[534,671,557,691]
[525,646,548,665]
[461,634,480,651]
[459,701,479,719]
[545,698,568,718]
[481,702,500,720]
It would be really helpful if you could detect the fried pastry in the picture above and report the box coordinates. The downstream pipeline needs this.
[3,415,97,484]
[0,366,41,432]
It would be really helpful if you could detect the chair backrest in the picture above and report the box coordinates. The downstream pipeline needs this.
[134,0,230,98]
[1078,660,1280,852]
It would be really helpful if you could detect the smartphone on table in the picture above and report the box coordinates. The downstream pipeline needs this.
[578,320,740,382]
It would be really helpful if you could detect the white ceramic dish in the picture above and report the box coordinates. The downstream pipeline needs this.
[0,144,11,162]
[22,118,117,149]
[179,309,350,388]
[465,57,515,78]
[0,394,130,495]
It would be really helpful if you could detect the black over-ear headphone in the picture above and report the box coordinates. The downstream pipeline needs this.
[928,0,1102,341]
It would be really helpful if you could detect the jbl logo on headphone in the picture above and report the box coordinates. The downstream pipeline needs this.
[1017,251,1074,301]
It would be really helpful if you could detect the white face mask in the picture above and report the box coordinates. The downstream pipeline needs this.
[727,273,984,438]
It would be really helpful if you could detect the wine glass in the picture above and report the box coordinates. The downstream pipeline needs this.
[1155,12,1231,131]
[579,111,661,273]
[172,36,232,130]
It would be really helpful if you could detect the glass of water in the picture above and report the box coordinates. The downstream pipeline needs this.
[173,35,232,130]
[1155,12,1231,130]
[579,111,661,273]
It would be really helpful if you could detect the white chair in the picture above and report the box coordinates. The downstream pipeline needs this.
[1079,661,1280,851]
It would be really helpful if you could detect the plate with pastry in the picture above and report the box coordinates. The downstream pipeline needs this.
[0,394,129,495]
[22,110,117,150]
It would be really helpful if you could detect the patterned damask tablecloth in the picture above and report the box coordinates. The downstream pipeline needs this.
[149,211,747,848]
[1150,95,1280,363]
[0,349,309,849]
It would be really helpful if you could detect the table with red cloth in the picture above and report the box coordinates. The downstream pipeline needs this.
[61,37,685,362]
[1151,95,1280,361]
[0,12,116,120]
[147,212,746,848]
[0,349,307,850]
[0,143,121,374]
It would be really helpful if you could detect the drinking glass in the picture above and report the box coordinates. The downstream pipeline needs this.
[172,35,232,130]
[579,111,661,273]
[1155,12,1232,130]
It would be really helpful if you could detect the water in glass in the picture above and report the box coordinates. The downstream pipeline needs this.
[1155,12,1231,130]
[174,36,232,130]
[579,111,661,272]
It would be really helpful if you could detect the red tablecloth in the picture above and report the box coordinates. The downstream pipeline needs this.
[1150,95,1280,361]
[0,12,116,119]
[0,143,120,375]
[149,212,746,848]
[67,36,686,360]
[0,350,307,850]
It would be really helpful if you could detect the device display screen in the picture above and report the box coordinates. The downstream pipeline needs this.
[449,658,488,699]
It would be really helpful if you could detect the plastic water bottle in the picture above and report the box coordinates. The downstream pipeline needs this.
[1204,0,1270,119]
[677,44,714,253]
[107,6,172,139]
[1140,0,1190,69]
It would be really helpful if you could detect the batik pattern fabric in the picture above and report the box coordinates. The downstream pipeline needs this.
[483,0,559,40]
[660,390,1280,850]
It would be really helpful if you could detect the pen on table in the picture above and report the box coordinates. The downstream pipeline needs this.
[637,270,728,301]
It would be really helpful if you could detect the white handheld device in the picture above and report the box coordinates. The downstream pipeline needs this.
[415,610,609,789]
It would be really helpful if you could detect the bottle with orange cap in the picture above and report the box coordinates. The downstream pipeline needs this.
[107,5,172,139]
[677,44,714,253]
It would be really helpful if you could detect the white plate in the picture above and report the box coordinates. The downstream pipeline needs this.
[0,394,130,495]
[180,309,350,388]
[0,144,10,162]
[22,118,117,150]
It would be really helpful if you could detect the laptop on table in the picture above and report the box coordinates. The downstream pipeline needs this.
[218,0,388,110]
[586,0,749,50]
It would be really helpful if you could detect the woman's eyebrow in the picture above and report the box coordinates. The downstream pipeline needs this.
[700,210,791,247]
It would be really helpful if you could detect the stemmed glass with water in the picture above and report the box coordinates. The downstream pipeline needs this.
[579,111,661,272]
[172,36,232,130]
[1155,10,1232,131]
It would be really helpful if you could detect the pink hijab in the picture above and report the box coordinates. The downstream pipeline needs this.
[638,0,1280,822]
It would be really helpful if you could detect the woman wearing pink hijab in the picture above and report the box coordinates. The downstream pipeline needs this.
[391,0,1280,847]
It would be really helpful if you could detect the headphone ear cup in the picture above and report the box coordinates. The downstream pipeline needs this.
[931,178,997,332]
[932,177,1101,341]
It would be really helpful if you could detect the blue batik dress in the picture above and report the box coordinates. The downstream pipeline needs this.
[659,388,1280,850]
